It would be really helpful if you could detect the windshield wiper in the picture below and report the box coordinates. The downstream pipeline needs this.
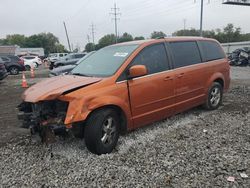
[72,73,90,77]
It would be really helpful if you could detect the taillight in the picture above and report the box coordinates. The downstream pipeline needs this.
[18,59,24,65]
[0,63,5,69]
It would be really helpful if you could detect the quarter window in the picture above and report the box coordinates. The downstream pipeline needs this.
[199,41,225,61]
[130,43,169,74]
[170,41,202,68]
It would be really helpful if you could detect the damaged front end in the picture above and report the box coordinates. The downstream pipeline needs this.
[17,100,69,143]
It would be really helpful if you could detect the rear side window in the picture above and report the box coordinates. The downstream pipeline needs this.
[169,41,202,68]
[130,43,169,74]
[199,41,225,61]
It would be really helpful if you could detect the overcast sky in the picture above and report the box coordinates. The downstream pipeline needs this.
[0,0,250,50]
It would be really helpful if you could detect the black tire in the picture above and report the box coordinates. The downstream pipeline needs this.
[204,82,223,110]
[72,122,84,139]
[84,108,120,155]
[35,62,39,68]
[25,65,31,71]
[9,66,19,75]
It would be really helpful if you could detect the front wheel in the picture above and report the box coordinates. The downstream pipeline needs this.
[204,82,223,110]
[84,108,120,155]
[9,66,19,75]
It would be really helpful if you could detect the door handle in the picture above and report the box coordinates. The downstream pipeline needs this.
[164,76,173,81]
[177,73,184,78]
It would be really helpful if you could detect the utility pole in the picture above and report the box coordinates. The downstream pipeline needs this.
[87,34,90,43]
[63,21,72,52]
[110,3,121,43]
[183,19,186,30]
[200,0,204,36]
[90,23,96,44]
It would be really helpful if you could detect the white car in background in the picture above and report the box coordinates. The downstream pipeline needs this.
[22,56,42,70]
[21,56,41,70]
[47,53,68,63]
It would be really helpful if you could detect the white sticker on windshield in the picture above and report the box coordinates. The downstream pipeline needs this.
[114,52,128,57]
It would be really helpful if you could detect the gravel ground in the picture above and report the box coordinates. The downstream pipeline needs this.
[0,67,250,187]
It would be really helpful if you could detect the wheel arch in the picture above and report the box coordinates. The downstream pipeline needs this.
[213,78,224,89]
[85,104,128,134]
[206,72,225,93]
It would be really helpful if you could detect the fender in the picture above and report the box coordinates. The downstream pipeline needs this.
[64,95,133,129]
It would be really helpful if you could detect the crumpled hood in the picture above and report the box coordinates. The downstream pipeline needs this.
[22,75,102,103]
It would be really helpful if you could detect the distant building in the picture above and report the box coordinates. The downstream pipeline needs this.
[16,47,45,56]
[0,45,44,56]
[221,41,250,54]
[0,45,18,56]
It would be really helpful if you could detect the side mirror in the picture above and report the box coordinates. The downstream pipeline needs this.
[128,65,147,79]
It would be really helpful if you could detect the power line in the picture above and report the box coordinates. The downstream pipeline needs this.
[110,3,121,43]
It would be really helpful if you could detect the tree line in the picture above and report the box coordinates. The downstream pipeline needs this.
[0,33,67,55]
[1,23,249,54]
[85,23,250,52]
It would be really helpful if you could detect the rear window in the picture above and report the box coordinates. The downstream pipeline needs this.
[169,41,202,68]
[199,41,225,61]
[23,56,35,60]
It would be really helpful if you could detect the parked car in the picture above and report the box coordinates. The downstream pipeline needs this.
[47,53,68,63]
[18,37,230,155]
[0,55,25,75]
[51,53,87,69]
[21,56,42,69]
[0,59,8,80]
[49,51,96,77]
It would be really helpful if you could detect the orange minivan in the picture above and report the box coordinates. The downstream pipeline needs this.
[18,37,230,154]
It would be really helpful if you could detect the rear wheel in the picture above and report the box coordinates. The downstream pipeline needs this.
[204,82,223,110]
[25,65,31,71]
[84,108,120,155]
[9,66,19,75]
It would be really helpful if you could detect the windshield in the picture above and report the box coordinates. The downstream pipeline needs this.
[71,44,138,77]
[76,51,96,65]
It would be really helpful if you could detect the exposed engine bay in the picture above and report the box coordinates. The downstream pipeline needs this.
[18,100,69,143]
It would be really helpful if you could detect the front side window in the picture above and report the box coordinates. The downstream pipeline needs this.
[199,41,225,62]
[170,41,202,68]
[129,43,169,74]
[71,44,138,77]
